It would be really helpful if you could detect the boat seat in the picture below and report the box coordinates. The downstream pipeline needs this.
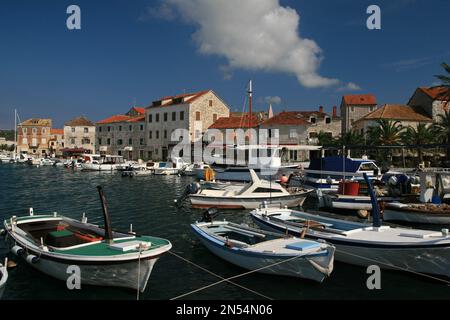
[285,241,321,251]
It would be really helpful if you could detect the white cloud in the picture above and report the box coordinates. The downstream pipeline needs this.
[160,0,343,88]
[263,96,282,105]
[337,82,361,92]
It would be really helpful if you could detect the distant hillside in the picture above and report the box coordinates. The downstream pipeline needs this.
[0,130,14,141]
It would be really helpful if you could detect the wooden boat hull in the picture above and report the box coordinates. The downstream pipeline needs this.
[251,210,450,278]
[81,163,117,171]
[191,225,334,282]
[190,193,308,209]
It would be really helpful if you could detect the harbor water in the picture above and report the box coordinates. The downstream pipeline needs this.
[0,164,449,300]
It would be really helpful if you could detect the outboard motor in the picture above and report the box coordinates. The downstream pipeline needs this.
[174,182,201,207]
[200,208,219,222]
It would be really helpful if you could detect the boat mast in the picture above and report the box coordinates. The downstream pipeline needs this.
[248,80,252,131]
[97,186,114,244]
[14,109,17,157]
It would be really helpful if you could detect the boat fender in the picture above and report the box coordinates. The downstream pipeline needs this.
[12,245,24,256]
[25,254,39,264]
[0,228,5,237]
[186,182,201,195]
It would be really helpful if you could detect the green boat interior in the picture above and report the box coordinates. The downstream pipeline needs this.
[19,219,123,248]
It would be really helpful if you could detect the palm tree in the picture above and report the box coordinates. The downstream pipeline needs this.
[433,110,450,160]
[334,131,365,157]
[316,131,335,147]
[401,123,434,165]
[435,62,450,88]
[365,120,404,167]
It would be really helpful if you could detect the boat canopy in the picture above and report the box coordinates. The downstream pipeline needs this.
[307,156,374,173]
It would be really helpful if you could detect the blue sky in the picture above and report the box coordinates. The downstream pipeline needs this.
[0,0,449,129]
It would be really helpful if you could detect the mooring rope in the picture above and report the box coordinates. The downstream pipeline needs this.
[168,251,273,300]
[169,252,307,300]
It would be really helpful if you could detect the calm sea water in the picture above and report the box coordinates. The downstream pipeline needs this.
[0,164,449,300]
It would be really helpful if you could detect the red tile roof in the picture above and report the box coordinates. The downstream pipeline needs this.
[64,116,95,127]
[343,94,377,106]
[149,90,210,108]
[127,115,145,123]
[209,115,259,129]
[131,107,146,115]
[419,86,450,100]
[51,128,64,135]
[356,104,432,122]
[262,111,311,126]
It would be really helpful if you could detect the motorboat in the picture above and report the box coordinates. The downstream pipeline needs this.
[81,155,124,171]
[154,157,188,175]
[300,156,381,193]
[3,187,172,292]
[0,258,7,299]
[251,174,450,279]
[122,167,153,177]
[191,218,334,282]
[186,169,313,209]
[40,158,55,166]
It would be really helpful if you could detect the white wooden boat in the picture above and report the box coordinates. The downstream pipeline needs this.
[383,202,450,225]
[0,258,7,299]
[154,157,188,175]
[81,155,124,171]
[188,170,313,209]
[40,158,55,166]
[3,187,172,292]
[122,167,153,177]
[191,220,334,282]
[251,174,450,278]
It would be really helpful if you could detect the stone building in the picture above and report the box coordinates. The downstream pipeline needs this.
[340,94,377,133]
[353,104,433,135]
[17,118,52,156]
[64,116,96,154]
[49,128,64,157]
[96,107,146,160]
[207,114,260,145]
[408,86,450,120]
[145,90,230,161]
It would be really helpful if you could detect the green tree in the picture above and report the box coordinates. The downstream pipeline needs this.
[433,110,450,160]
[365,120,404,167]
[316,131,335,147]
[401,123,434,164]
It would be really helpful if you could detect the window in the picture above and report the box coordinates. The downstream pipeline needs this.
[128,138,132,145]
[84,127,88,133]
[180,111,184,121]
[41,138,46,144]
[155,148,159,155]
[310,117,316,124]
[289,129,297,139]
[42,128,46,134]
[172,112,176,121]
[82,138,90,144]
[99,127,102,132]
[156,131,159,139]
[140,138,144,145]
[107,138,111,145]
[71,127,75,133]
[156,114,160,122]
[369,106,374,112]
[149,131,152,139]
[209,100,213,107]
[351,106,354,112]
[70,138,75,144]
[118,139,123,145]
[32,128,37,134]
[350,119,355,125]
[32,138,37,146]
[129,125,133,131]
[309,132,318,138]
[119,125,122,131]
[98,138,102,145]
[196,111,201,121]
[148,114,152,123]
[164,130,167,139]
[213,114,218,122]
[164,113,168,122]
[22,138,28,144]
[22,128,27,134]
[325,117,331,124]
[195,130,201,139]
[140,125,144,131]
[118,150,122,156]
[107,126,111,132]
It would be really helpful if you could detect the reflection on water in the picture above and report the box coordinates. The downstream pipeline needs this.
[0,165,448,300]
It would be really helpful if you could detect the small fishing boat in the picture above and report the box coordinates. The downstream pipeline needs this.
[251,174,450,279]
[3,187,172,292]
[154,157,188,175]
[81,155,125,171]
[383,202,450,225]
[191,218,334,282]
[122,167,153,177]
[186,169,313,209]
[40,158,55,166]
[0,258,8,299]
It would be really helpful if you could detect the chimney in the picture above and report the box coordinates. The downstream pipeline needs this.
[332,106,337,117]
[319,106,324,113]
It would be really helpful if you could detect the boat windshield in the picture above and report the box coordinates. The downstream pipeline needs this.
[359,162,378,171]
